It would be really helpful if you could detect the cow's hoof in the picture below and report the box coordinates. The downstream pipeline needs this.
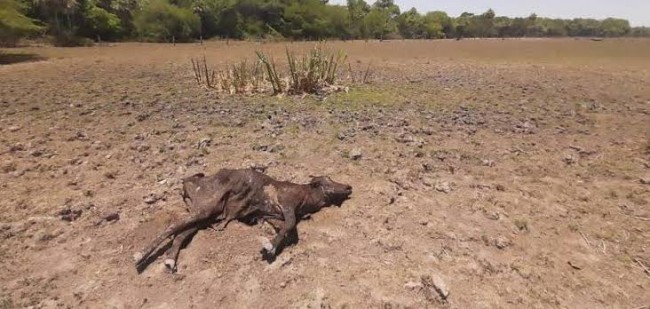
[260,237,274,252]
[164,259,176,272]
[133,252,144,264]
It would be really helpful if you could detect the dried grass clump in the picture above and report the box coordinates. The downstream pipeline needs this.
[191,45,372,96]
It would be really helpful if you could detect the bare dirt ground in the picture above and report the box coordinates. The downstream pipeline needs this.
[1,39,649,308]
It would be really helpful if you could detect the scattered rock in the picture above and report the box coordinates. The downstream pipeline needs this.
[434,181,452,194]
[95,212,120,226]
[563,154,577,165]
[640,177,650,185]
[143,193,163,204]
[421,274,449,303]
[404,281,423,290]
[8,126,21,132]
[198,137,212,149]
[350,148,362,160]
[421,127,434,135]
[494,236,511,249]
[495,184,506,192]
[9,143,25,152]
[249,162,268,173]
[482,159,495,167]
[513,121,537,134]
[59,208,82,222]
[484,211,500,221]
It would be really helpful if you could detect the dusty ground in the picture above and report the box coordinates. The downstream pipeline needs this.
[1,39,649,308]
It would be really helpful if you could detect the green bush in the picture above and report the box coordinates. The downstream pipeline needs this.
[134,0,200,42]
[0,0,44,46]
[81,5,122,41]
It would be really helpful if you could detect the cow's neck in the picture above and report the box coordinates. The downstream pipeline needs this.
[300,185,327,213]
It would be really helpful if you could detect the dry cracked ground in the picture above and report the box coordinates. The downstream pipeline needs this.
[1,39,649,308]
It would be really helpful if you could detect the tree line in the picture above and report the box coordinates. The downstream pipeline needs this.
[1,0,649,46]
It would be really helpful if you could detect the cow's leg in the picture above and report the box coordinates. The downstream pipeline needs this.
[163,226,199,272]
[134,208,216,270]
[262,208,296,259]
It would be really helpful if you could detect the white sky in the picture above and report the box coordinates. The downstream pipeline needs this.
[329,0,650,26]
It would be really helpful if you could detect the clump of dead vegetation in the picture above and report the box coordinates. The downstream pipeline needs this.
[190,45,372,96]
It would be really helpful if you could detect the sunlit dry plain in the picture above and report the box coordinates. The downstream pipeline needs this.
[1,38,649,308]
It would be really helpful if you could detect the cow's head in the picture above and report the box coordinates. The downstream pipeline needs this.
[309,176,353,206]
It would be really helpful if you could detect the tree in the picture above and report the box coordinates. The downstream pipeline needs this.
[0,0,44,46]
[396,8,423,39]
[79,2,122,40]
[363,6,391,39]
[133,0,200,42]
[425,11,452,38]
[347,0,369,38]
[31,0,79,36]
[601,18,630,37]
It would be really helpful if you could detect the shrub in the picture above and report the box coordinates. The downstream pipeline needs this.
[0,0,44,47]
[81,5,122,41]
[134,0,200,43]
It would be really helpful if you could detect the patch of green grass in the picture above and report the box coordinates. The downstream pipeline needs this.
[326,86,398,109]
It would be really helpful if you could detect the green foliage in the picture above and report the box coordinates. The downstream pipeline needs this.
[285,46,345,94]
[133,0,199,42]
[0,0,43,46]
[80,4,122,40]
[5,0,649,44]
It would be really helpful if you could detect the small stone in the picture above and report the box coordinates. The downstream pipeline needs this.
[496,184,505,191]
[59,208,82,222]
[8,126,21,132]
[421,127,434,135]
[198,138,212,149]
[279,281,287,288]
[434,182,452,194]
[143,193,162,204]
[563,154,577,165]
[485,211,500,221]
[350,149,362,160]
[9,169,25,178]
[421,274,449,302]
[133,252,144,263]
[482,159,495,167]
[640,177,650,185]
[494,236,511,249]
[404,281,422,290]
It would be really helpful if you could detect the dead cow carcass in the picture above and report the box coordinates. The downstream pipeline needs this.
[133,168,353,272]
